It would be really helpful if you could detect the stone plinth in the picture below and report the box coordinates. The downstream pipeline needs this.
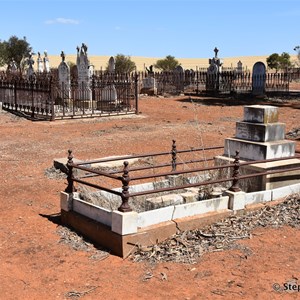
[215,155,300,192]
[244,105,278,123]
[224,138,295,161]
[217,104,298,192]
[236,122,285,142]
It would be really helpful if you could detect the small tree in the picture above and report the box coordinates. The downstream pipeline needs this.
[0,35,32,72]
[111,54,136,73]
[154,55,180,71]
[279,52,292,71]
[266,53,281,72]
[266,52,292,72]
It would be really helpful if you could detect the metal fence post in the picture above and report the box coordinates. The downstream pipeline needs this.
[50,77,55,121]
[135,72,139,114]
[14,79,17,111]
[31,79,35,118]
[65,149,76,193]
[229,150,241,192]
[171,139,177,171]
[118,161,132,212]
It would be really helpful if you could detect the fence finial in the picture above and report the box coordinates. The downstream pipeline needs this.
[118,161,132,212]
[229,150,241,192]
[65,149,76,193]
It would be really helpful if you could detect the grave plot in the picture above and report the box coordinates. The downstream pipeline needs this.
[55,105,300,257]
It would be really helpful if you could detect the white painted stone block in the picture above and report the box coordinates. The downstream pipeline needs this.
[73,198,112,226]
[226,190,246,211]
[60,191,73,211]
[245,190,272,205]
[224,138,295,160]
[172,196,229,219]
[112,211,138,235]
[137,206,174,228]
[236,122,285,142]
[244,105,278,124]
[272,183,300,201]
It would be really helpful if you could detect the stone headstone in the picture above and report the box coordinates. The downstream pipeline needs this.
[252,62,266,96]
[206,47,223,91]
[101,85,118,105]
[141,77,157,95]
[108,56,115,73]
[175,65,184,73]
[76,43,92,101]
[143,77,156,89]
[37,52,44,73]
[9,60,17,73]
[43,51,50,73]
[26,53,35,79]
[237,60,243,73]
[58,51,71,99]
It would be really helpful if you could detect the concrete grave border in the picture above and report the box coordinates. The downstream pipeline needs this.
[60,182,300,257]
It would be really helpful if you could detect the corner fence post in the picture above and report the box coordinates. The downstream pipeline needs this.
[229,150,241,192]
[65,149,76,193]
[171,139,177,172]
[118,161,132,212]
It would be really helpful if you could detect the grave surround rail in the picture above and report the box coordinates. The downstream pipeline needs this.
[64,141,300,212]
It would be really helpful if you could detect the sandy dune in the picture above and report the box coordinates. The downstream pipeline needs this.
[34,54,299,72]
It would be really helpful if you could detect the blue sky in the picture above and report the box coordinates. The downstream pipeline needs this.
[0,0,299,58]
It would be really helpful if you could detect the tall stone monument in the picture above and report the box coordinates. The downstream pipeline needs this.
[252,62,266,96]
[206,47,223,91]
[215,105,300,192]
[43,51,50,73]
[141,65,157,95]
[26,53,35,79]
[37,52,44,73]
[58,51,71,99]
[236,60,243,74]
[76,43,92,101]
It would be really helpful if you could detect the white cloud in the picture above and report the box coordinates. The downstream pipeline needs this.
[45,18,79,25]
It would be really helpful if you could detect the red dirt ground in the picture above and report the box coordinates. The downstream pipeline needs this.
[0,95,300,300]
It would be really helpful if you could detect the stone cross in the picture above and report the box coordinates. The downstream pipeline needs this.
[214,47,219,58]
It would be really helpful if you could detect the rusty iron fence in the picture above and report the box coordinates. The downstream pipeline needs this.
[0,72,138,120]
[0,69,297,120]
[64,141,300,212]
[0,75,53,119]
[138,71,291,95]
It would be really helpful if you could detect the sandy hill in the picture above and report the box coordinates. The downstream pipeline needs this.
[2,54,298,72]
[42,54,276,71]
